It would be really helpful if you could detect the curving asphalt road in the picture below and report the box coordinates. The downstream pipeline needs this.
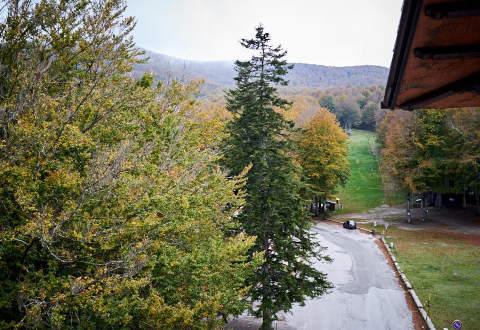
[227,222,414,330]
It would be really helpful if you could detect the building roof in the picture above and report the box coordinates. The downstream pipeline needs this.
[382,0,480,110]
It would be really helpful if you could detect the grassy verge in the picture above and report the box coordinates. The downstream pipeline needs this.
[335,129,400,213]
[359,223,480,329]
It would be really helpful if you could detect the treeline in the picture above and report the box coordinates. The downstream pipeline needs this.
[202,85,386,131]
[0,2,350,329]
[377,108,480,214]
[281,85,385,130]
[313,85,384,130]
[286,64,388,90]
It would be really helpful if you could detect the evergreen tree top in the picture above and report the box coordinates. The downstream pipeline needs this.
[226,25,293,121]
[236,25,293,85]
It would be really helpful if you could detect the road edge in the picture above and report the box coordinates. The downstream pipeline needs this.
[322,219,435,330]
[381,237,437,330]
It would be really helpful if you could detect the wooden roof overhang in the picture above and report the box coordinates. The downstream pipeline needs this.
[382,0,480,110]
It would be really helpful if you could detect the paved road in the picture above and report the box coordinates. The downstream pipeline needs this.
[227,222,414,330]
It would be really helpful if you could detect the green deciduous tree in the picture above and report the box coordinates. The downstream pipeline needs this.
[221,25,332,330]
[380,109,456,194]
[329,94,359,129]
[360,101,377,130]
[0,1,258,328]
[448,108,480,215]
[319,94,336,113]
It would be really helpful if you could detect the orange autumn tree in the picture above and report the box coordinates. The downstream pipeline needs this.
[378,110,417,202]
[378,108,480,214]
[297,108,350,204]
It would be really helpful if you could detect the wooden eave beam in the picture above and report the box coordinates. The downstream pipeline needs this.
[425,1,480,19]
[399,71,480,110]
[381,0,423,109]
[414,44,480,60]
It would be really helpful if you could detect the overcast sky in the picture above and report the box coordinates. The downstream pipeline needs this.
[125,0,403,67]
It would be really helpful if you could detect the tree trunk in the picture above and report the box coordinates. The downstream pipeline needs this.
[406,192,410,212]
[261,311,273,330]
[435,192,442,208]
[476,192,480,217]
[406,191,411,223]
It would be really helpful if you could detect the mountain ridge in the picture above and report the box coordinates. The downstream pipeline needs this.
[132,49,389,95]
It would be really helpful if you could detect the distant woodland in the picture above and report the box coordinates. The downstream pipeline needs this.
[133,49,389,97]
[133,50,387,132]
[142,49,480,215]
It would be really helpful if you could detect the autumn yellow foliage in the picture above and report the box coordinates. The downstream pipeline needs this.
[297,108,350,200]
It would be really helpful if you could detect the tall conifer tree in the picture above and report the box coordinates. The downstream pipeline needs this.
[222,25,332,330]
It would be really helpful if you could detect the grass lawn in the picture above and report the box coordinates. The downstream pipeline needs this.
[335,129,393,213]
[359,223,480,330]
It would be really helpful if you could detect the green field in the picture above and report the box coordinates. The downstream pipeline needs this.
[359,223,480,330]
[335,129,386,213]
[391,233,480,330]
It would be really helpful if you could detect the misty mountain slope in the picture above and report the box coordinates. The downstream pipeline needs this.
[286,63,388,89]
[133,49,389,95]
[133,50,235,88]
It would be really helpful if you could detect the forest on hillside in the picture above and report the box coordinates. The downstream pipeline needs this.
[132,49,389,96]
[132,50,388,133]
[201,84,385,132]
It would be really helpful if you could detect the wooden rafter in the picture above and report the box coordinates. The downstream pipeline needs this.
[425,1,480,19]
[414,44,480,60]
[381,0,423,110]
[382,0,480,110]
[399,72,480,110]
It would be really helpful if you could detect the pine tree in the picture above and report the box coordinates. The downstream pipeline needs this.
[222,25,332,330]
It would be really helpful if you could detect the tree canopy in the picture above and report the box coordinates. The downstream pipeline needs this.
[378,108,480,214]
[297,108,350,201]
[0,1,258,328]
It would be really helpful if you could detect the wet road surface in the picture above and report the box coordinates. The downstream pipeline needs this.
[227,222,413,330]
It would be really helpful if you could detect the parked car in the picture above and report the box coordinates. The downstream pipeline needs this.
[343,220,356,230]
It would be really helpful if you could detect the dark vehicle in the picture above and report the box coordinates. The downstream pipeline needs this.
[343,220,356,230]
